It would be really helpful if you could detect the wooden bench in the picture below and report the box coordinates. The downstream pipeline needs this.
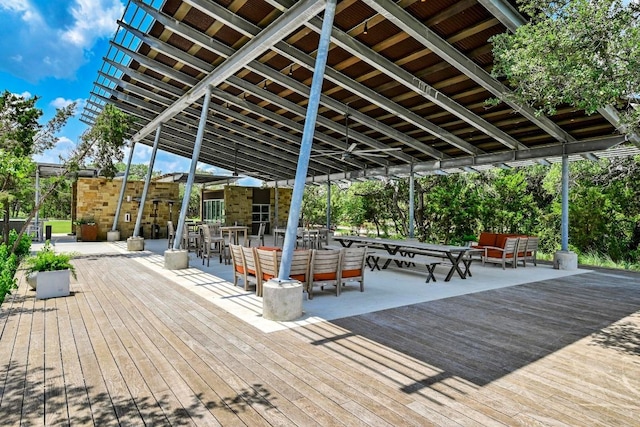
[398,246,483,278]
[366,251,441,283]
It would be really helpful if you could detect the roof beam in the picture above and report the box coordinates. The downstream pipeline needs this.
[135,0,434,161]
[275,136,627,185]
[303,18,522,151]
[474,0,640,146]
[365,0,575,144]
[130,0,326,143]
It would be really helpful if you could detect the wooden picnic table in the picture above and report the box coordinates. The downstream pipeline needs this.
[332,235,473,282]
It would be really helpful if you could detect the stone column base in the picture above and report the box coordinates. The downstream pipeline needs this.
[127,236,145,251]
[262,279,303,321]
[107,230,120,242]
[553,250,578,270]
[164,249,189,270]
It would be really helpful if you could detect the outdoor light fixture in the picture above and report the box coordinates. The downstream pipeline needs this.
[363,21,369,35]
[288,65,293,76]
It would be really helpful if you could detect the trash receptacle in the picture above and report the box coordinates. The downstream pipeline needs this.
[45,225,52,240]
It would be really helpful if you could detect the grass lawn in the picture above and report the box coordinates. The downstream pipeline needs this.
[44,219,73,234]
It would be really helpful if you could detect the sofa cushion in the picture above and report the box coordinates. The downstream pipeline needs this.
[486,248,514,258]
[478,232,498,247]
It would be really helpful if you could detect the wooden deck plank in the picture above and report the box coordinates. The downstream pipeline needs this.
[22,288,46,425]
[85,258,226,426]
[0,280,33,425]
[2,248,640,426]
[43,296,67,425]
[58,290,94,424]
[79,260,173,425]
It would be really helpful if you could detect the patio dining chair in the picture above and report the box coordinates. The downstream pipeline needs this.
[307,249,342,299]
[247,222,266,247]
[181,223,199,252]
[200,224,226,266]
[167,221,175,249]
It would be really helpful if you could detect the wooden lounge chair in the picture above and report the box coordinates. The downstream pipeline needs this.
[339,247,367,294]
[238,245,261,294]
[482,237,519,269]
[515,237,528,268]
[255,248,311,297]
[308,249,342,299]
[519,236,539,267]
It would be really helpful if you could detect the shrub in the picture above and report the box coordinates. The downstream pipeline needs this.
[8,229,31,260]
[23,241,77,279]
[0,245,18,305]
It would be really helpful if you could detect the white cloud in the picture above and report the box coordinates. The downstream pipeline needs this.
[62,0,123,47]
[0,0,124,81]
[32,136,76,164]
[12,91,32,99]
[50,97,86,113]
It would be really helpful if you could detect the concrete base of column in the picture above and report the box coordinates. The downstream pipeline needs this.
[106,230,120,242]
[553,250,578,270]
[127,236,145,251]
[262,279,303,321]
[164,249,189,270]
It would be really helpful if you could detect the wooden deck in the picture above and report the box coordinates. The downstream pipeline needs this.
[1,251,639,426]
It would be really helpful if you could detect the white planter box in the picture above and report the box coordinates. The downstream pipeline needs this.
[36,270,70,299]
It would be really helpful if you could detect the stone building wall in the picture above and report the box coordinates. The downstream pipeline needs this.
[201,186,293,230]
[273,187,293,228]
[73,178,180,241]
[223,186,253,226]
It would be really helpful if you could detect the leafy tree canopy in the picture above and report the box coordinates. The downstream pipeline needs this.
[491,0,640,134]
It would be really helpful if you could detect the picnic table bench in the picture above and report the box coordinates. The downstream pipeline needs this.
[333,235,476,282]
[366,250,441,283]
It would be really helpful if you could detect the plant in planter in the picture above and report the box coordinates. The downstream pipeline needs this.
[24,242,77,299]
[462,234,479,247]
[77,216,98,241]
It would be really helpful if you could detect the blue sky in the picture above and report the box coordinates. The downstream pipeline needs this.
[0,0,259,184]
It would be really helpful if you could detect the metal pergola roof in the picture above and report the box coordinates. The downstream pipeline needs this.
[81,0,638,187]
[152,172,240,184]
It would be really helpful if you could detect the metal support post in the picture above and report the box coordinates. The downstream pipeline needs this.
[561,152,569,251]
[326,176,331,230]
[279,0,337,279]
[112,141,135,231]
[35,166,40,241]
[133,127,161,238]
[173,87,212,250]
[409,164,415,239]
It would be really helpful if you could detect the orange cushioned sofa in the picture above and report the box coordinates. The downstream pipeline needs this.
[471,232,538,267]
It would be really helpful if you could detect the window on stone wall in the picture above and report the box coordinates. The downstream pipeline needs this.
[203,199,225,223]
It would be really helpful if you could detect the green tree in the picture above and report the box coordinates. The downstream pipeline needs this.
[490,0,640,134]
[0,93,134,253]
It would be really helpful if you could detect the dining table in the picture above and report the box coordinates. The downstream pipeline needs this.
[332,235,474,282]
[220,225,249,246]
[273,227,325,248]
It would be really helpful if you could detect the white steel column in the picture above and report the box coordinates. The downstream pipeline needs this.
[173,87,212,251]
[279,0,337,279]
[133,127,161,238]
[112,141,135,232]
[409,164,415,239]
